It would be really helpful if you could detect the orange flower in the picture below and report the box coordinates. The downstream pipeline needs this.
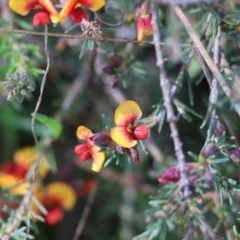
[33,182,76,225]
[110,100,149,148]
[75,126,105,172]
[59,0,105,23]
[136,1,153,41]
[8,0,59,26]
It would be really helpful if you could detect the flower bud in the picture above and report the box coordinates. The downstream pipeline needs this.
[116,145,123,154]
[133,124,148,140]
[102,65,115,75]
[227,148,240,164]
[89,133,112,147]
[214,121,226,138]
[201,143,219,160]
[158,165,180,183]
[108,54,122,68]
[128,147,140,162]
[109,78,120,88]
[158,163,196,184]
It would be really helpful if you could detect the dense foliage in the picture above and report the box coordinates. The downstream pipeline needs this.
[1,0,240,240]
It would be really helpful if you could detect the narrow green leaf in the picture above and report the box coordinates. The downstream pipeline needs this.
[103,42,115,54]
[32,195,48,215]
[186,72,194,106]
[65,24,79,33]
[187,151,199,162]
[158,109,166,133]
[103,154,115,167]
[79,39,89,59]
[34,113,62,139]
[208,157,229,164]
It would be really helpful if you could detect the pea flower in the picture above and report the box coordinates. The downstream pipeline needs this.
[0,161,29,195]
[33,182,76,225]
[75,126,105,172]
[59,0,106,23]
[158,163,197,184]
[136,0,153,41]
[111,100,149,148]
[9,0,59,26]
[14,146,49,178]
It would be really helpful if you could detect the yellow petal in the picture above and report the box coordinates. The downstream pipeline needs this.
[45,182,76,210]
[76,126,92,140]
[114,100,142,126]
[59,0,80,22]
[9,0,38,16]
[80,0,105,12]
[14,146,49,178]
[137,28,144,41]
[0,173,30,195]
[111,126,137,148]
[89,144,105,172]
[9,0,59,23]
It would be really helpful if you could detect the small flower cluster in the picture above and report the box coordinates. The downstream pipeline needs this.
[0,146,94,226]
[75,100,149,172]
[9,0,105,26]
[1,72,34,103]
[8,0,153,42]
[135,0,153,42]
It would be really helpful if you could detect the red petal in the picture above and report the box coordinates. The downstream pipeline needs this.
[75,144,89,155]
[46,207,64,225]
[14,164,28,179]
[69,7,88,23]
[1,162,15,174]
[80,150,92,161]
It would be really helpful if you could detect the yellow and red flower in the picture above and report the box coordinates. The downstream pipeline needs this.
[8,0,59,26]
[136,0,153,41]
[0,161,29,195]
[59,0,105,23]
[14,146,49,178]
[33,182,76,225]
[110,100,149,148]
[75,126,105,172]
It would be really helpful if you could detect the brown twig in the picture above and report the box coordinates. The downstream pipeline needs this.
[151,4,190,200]
[5,25,50,235]
[0,27,190,47]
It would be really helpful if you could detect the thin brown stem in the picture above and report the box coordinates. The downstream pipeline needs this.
[72,183,98,240]
[151,5,190,200]
[0,27,190,46]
